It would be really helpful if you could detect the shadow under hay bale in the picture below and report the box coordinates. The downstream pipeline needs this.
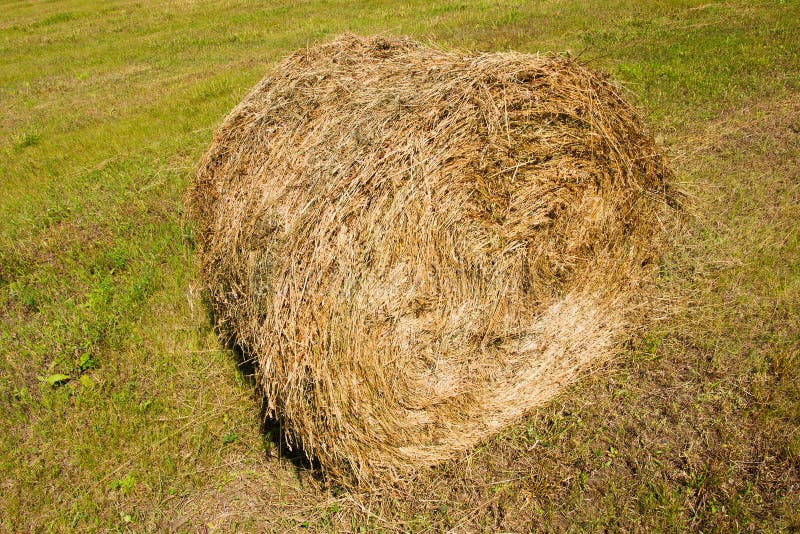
[188,34,680,485]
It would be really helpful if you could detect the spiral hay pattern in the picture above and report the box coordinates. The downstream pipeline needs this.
[188,34,678,484]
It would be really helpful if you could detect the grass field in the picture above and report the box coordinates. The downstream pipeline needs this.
[1,0,799,531]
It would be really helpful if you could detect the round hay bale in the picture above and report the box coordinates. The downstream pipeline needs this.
[189,34,678,484]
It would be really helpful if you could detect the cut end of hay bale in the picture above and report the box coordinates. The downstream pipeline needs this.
[188,34,680,485]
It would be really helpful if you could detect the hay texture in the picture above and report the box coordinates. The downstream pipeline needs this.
[189,34,677,484]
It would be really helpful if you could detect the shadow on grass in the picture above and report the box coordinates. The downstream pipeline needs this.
[234,344,317,472]
[201,292,321,480]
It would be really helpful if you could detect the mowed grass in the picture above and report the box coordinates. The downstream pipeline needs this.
[1,0,798,531]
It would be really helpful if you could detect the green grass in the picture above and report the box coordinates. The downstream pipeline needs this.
[1,0,799,530]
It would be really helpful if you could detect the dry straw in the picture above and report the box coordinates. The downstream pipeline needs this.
[189,34,679,485]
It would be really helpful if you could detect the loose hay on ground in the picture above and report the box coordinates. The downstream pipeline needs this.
[188,34,680,485]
